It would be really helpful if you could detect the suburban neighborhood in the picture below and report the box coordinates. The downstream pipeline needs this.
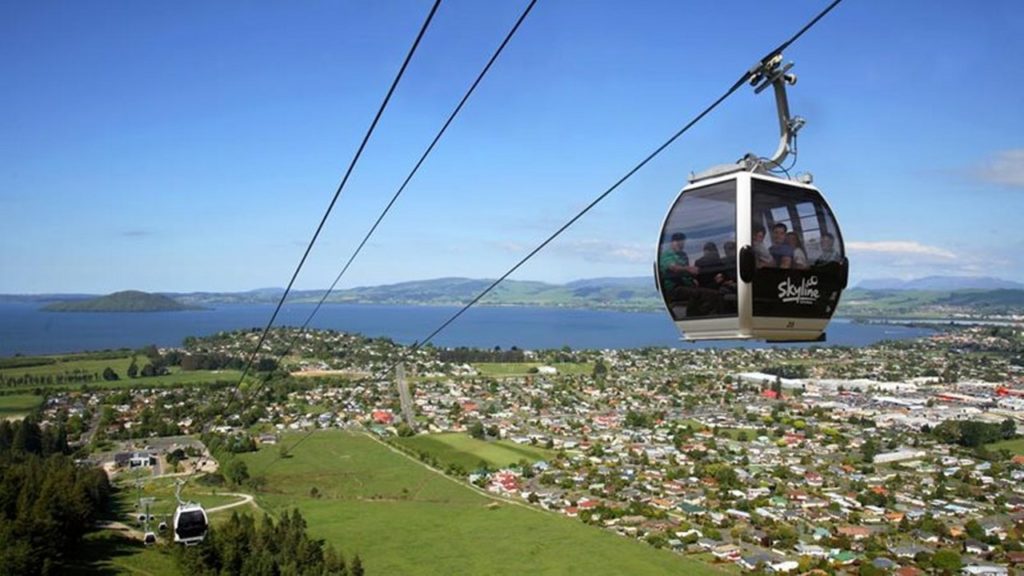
[25,324,1024,574]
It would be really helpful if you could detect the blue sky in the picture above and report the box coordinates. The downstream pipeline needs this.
[2,0,1022,293]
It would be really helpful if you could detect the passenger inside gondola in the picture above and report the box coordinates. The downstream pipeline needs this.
[658,232,721,317]
[786,232,809,270]
[717,240,738,313]
[752,224,773,268]
[815,232,840,265]
[695,241,724,288]
[768,222,793,268]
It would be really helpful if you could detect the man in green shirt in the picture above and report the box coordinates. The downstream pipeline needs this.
[659,233,698,291]
[659,232,721,317]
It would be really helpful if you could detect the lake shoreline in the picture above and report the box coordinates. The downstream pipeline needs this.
[0,302,936,358]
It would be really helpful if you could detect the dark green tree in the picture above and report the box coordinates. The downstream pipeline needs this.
[1001,418,1017,440]
[224,459,250,487]
[860,438,879,463]
[932,549,961,574]
[965,519,985,541]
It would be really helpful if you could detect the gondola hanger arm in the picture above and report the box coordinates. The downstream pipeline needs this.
[741,54,805,173]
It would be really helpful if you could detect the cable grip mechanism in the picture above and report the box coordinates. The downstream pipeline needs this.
[741,53,805,173]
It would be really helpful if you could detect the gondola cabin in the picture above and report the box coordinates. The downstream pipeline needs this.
[655,167,847,342]
[173,503,209,545]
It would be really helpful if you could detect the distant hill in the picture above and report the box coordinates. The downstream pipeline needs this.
[43,291,200,312]
[941,289,1024,311]
[168,277,662,311]
[856,276,1024,291]
[318,277,661,311]
[10,275,1024,317]
[840,287,1024,317]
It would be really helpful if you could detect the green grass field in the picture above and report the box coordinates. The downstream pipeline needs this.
[0,394,43,418]
[1,353,140,379]
[394,432,553,470]
[64,531,181,576]
[111,474,250,523]
[718,427,759,441]
[238,430,727,576]
[472,362,594,377]
[0,352,244,393]
[988,437,1024,455]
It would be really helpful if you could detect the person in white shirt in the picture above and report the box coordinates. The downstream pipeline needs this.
[752,224,773,268]
[786,231,809,270]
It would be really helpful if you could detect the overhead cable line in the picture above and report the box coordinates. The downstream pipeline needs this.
[262,0,844,471]
[389,0,846,365]
[289,0,538,364]
[240,0,537,418]
[187,0,442,485]
[226,0,441,399]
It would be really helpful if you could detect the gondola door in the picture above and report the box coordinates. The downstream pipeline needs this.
[743,173,847,341]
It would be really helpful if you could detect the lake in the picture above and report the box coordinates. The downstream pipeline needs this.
[0,302,933,357]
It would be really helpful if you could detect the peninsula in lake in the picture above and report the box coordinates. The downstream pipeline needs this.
[43,290,202,312]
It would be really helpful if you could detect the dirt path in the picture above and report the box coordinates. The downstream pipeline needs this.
[207,492,256,513]
[96,520,145,540]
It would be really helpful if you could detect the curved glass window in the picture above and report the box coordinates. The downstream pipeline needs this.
[751,180,843,269]
[658,180,737,320]
[750,179,844,319]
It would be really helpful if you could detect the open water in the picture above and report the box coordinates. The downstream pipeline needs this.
[0,302,933,357]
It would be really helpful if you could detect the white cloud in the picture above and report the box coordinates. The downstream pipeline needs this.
[846,241,956,260]
[553,239,650,264]
[841,239,1019,284]
[495,241,528,253]
[975,149,1024,187]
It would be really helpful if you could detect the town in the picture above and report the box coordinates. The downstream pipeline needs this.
[24,324,1024,575]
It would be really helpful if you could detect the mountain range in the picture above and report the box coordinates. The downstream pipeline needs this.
[5,275,1024,317]
[854,276,1024,291]
[173,277,661,311]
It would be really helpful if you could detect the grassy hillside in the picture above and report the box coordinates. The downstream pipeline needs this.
[393,433,553,471]
[987,437,1024,455]
[838,288,1024,317]
[241,430,727,576]
[64,474,256,575]
[472,362,595,377]
[0,352,244,394]
[0,394,43,418]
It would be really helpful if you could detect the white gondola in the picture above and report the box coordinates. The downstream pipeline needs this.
[173,502,209,545]
[655,55,847,342]
[172,481,208,545]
